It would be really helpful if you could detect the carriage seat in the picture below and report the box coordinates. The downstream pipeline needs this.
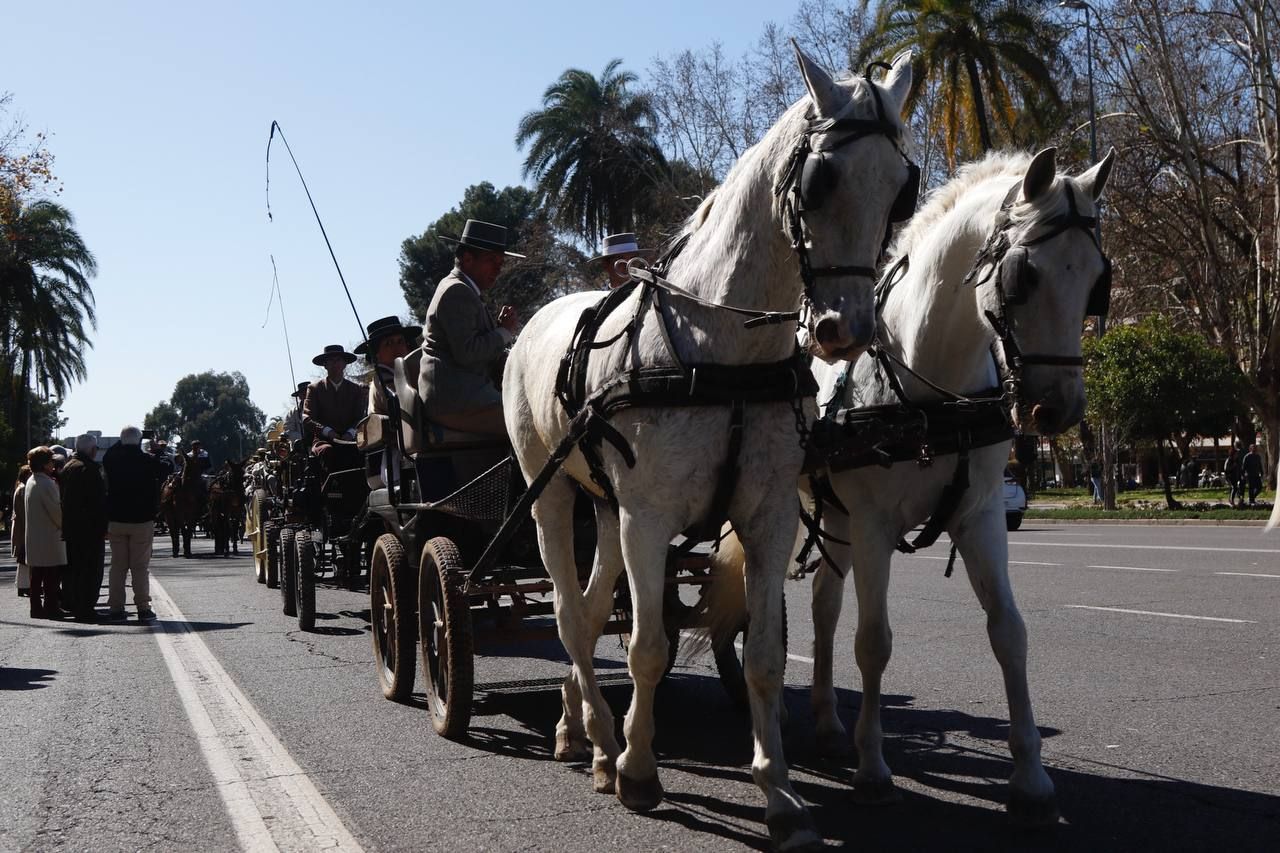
[393,347,503,454]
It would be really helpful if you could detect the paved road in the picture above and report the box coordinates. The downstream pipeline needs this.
[2,523,1278,852]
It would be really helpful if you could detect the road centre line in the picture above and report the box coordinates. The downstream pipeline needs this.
[149,578,365,853]
[1013,541,1280,555]
[1064,605,1255,624]
[1215,571,1280,579]
[1088,565,1179,573]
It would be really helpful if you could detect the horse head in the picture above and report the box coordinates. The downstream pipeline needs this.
[977,146,1117,435]
[789,45,914,361]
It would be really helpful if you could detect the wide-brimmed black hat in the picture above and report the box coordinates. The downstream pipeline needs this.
[438,219,526,258]
[311,344,358,366]
[290,381,310,399]
[354,315,423,355]
[589,232,655,266]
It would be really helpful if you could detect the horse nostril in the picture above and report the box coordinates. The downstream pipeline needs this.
[815,317,842,346]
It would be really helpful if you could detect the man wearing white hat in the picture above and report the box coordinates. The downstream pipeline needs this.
[590,232,654,289]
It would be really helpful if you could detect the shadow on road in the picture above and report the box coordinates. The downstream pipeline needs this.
[455,672,1280,852]
[0,667,57,690]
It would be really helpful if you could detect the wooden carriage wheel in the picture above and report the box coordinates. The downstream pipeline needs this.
[370,534,416,701]
[280,527,297,617]
[265,522,281,589]
[418,536,474,739]
[252,489,268,583]
[296,529,317,631]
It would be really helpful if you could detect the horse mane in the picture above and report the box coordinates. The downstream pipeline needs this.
[890,149,1095,260]
[889,151,1031,257]
[671,73,910,253]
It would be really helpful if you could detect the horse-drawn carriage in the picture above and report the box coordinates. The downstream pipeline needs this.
[247,423,381,631]
[356,347,732,737]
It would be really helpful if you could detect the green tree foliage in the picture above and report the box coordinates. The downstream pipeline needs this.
[0,197,96,453]
[1085,316,1245,507]
[516,59,667,244]
[858,0,1066,163]
[398,182,590,324]
[144,371,265,466]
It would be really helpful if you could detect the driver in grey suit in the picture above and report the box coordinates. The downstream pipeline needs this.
[419,219,522,436]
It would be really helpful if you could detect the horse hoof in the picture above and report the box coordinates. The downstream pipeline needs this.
[1008,792,1060,827]
[850,778,902,806]
[592,766,616,795]
[616,771,663,812]
[554,737,592,764]
[766,809,822,852]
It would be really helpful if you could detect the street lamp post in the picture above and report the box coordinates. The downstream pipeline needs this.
[1061,0,1116,509]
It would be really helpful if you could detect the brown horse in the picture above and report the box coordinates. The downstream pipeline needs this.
[208,460,246,557]
[160,455,205,557]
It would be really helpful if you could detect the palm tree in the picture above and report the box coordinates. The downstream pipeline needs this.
[516,60,667,245]
[0,196,97,445]
[859,0,1065,164]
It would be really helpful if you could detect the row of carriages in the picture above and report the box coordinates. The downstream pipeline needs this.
[244,348,752,738]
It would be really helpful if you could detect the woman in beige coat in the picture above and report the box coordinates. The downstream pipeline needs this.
[23,447,66,618]
[10,465,31,596]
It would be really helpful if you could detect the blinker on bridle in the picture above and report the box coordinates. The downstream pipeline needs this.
[775,62,921,306]
[963,179,1113,416]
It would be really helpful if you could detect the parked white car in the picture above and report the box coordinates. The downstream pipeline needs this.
[1003,469,1027,531]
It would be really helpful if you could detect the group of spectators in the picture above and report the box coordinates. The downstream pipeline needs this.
[9,426,167,621]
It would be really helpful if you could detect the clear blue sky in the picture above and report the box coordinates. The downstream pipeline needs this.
[5,0,804,440]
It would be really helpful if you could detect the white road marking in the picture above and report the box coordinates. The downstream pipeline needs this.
[1064,605,1255,624]
[1215,571,1280,579]
[1016,541,1280,555]
[149,578,365,853]
[1088,565,1179,573]
[732,639,814,666]
[908,554,1060,567]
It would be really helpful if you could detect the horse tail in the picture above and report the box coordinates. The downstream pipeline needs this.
[687,526,749,658]
[1268,460,1280,532]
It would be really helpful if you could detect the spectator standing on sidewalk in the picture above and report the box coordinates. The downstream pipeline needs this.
[1224,448,1243,507]
[24,447,66,619]
[60,433,108,621]
[1242,444,1265,506]
[101,425,162,620]
[10,465,32,597]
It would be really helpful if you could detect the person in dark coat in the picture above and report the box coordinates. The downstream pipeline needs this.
[1242,444,1265,506]
[101,425,163,620]
[303,345,366,470]
[419,220,522,436]
[60,433,108,620]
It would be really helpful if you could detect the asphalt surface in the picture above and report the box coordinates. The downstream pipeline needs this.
[2,522,1278,852]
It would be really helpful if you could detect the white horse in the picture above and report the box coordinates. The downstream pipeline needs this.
[706,147,1116,822]
[503,46,914,851]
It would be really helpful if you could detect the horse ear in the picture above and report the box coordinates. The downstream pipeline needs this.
[880,49,913,117]
[793,40,846,118]
[1078,147,1116,201]
[1022,147,1058,202]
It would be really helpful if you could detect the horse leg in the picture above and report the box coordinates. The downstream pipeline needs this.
[557,504,625,767]
[845,528,898,804]
[951,505,1057,823]
[169,516,179,558]
[614,511,672,812]
[810,516,851,754]
[735,496,820,851]
[183,524,192,558]
[534,476,622,795]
